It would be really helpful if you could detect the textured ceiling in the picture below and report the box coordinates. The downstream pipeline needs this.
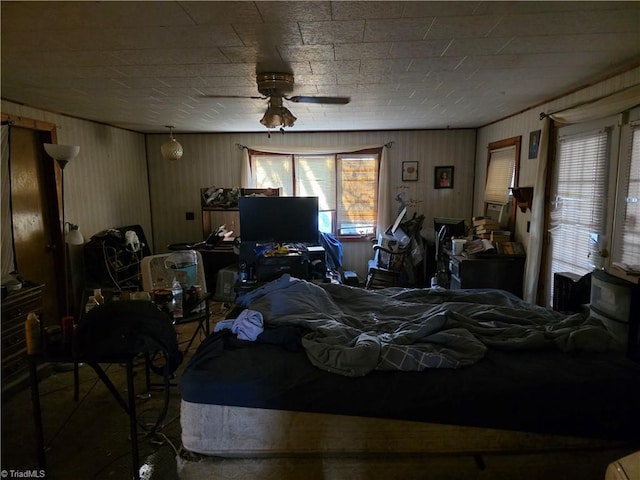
[1,1,639,134]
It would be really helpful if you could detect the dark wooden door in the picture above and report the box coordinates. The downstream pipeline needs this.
[10,126,62,326]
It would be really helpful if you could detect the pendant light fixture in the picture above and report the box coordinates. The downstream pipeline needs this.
[161,125,183,161]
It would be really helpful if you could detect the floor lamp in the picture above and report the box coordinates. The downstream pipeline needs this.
[43,143,81,318]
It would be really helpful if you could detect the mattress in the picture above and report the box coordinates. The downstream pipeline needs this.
[180,401,622,457]
[179,329,640,442]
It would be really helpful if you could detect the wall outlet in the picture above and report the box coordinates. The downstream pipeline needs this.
[186,211,195,221]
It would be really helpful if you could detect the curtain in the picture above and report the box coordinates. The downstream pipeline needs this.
[241,148,251,187]
[377,146,391,234]
[546,84,640,125]
[523,117,550,304]
[1,123,15,278]
[240,143,392,234]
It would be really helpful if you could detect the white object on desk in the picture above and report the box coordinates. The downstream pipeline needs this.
[452,239,467,255]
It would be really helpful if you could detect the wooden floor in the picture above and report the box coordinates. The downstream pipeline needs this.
[175,449,639,480]
[1,301,234,480]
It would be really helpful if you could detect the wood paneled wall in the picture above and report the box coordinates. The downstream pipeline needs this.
[475,65,640,252]
[146,129,477,278]
[0,101,152,246]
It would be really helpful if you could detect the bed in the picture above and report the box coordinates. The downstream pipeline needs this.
[177,275,640,477]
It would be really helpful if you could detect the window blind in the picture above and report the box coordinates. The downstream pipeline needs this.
[294,155,336,210]
[484,146,515,205]
[613,123,640,265]
[550,128,609,277]
[252,155,293,195]
[337,155,378,233]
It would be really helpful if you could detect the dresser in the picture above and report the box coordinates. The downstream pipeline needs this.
[2,283,44,395]
[448,254,526,298]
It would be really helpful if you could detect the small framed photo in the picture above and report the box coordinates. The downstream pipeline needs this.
[434,165,454,189]
[529,129,541,159]
[402,161,418,181]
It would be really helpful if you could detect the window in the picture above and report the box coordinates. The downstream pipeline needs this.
[549,127,609,281]
[250,150,380,238]
[612,122,640,266]
[484,146,516,204]
[546,117,619,307]
[484,137,521,232]
[546,109,640,307]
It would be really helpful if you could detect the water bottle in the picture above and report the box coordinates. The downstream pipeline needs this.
[239,261,247,283]
[171,277,183,320]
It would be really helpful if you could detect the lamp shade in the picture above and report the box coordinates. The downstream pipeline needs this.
[65,223,84,245]
[260,97,297,129]
[161,137,184,161]
[44,143,80,161]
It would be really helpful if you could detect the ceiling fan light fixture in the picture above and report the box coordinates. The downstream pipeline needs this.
[260,97,297,129]
[161,125,183,161]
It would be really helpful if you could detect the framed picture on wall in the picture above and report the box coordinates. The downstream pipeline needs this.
[434,165,454,189]
[529,130,541,159]
[402,161,419,181]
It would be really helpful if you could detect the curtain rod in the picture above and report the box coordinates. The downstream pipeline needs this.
[235,141,394,150]
[539,84,640,120]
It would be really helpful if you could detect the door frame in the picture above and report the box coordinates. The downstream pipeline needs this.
[1,113,65,323]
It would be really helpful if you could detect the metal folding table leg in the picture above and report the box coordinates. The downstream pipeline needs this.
[125,359,140,480]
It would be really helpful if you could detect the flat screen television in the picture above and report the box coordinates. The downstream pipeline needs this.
[239,196,319,244]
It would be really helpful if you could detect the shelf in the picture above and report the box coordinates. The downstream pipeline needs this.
[511,187,534,212]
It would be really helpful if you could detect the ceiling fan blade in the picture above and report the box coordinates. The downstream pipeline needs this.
[203,95,265,100]
[287,96,350,105]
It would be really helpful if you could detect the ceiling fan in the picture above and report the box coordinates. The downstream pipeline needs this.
[204,72,350,132]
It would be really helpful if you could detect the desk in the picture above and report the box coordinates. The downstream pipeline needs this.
[448,253,526,298]
[83,288,211,355]
[199,247,238,293]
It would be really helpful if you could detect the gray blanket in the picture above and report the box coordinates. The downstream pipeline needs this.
[236,275,614,377]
